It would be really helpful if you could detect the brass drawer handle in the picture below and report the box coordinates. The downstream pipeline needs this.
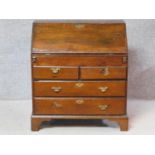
[98,104,109,111]
[101,67,109,76]
[52,102,62,108]
[75,82,84,88]
[75,99,84,104]
[50,67,60,74]
[98,86,108,93]
[32,56,37,63]
[51,86,62,93]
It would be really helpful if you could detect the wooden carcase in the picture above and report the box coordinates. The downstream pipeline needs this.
[31,21,128,131]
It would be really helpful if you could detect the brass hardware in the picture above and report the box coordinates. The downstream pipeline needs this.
[50,67,60,74]
[51,86,62,93]
[32,56,37,63]
[52,102,62,108]
[98,86,108,93]
[98,104,109,111]
[101,67,109,76]
[44,53,51,56]
[123,56,128,63]
[75,82,84,88]
[75,99,84,104]
[75,24,85,29]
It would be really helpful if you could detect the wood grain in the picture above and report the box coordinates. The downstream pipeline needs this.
[32,54,127,66]
[31,21,129,131]
[81,66,127,79]
[33,97,126,115]
[32,22,127,53]
[33,66,78,80]
[33,81,126,97]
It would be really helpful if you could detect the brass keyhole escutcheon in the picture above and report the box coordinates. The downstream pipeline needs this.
[50,67,60,74]
[52,102,62,108]
[75,24,85,29]
[75,99,84,105]
[98,86,108,93]
[51,86,62,93]
[75,82,84,88]
[101,67,109,76]
[98,104,109,111]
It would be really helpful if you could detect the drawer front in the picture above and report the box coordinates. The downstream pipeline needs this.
[33,98,126,115]
[32,54,127,66]
[33,81,126,97]
[33,66,78,80]
[81,66,127,79]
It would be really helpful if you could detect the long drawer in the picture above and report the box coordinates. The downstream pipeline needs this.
[33,97,126,115]
[33,81,126,97]
[32,54,127,66]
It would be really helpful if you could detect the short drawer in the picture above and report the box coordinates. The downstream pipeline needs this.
[32,54,127,66]
[33,81,126,97]
[33,97,126,115]
[80,66,127,79]
[32,66,78,80]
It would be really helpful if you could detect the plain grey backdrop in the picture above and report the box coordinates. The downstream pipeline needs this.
[0,19,155,100]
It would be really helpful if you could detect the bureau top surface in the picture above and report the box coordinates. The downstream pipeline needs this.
[32,22,128,54]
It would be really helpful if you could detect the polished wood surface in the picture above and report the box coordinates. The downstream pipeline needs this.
[32,54,127,66]
[33,66,127,80]
[33,66,78,80]
[33,81,126,97]
[31,21,128,131]
[32,22,127,53]
[33,97,126,115]
[81,66,127,79]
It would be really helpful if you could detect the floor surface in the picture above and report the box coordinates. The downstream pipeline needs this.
[0,99,154,135]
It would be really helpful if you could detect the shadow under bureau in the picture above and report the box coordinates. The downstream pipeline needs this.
[31,21,128,131]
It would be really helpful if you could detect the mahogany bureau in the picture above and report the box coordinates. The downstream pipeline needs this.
[31,21,128,131]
